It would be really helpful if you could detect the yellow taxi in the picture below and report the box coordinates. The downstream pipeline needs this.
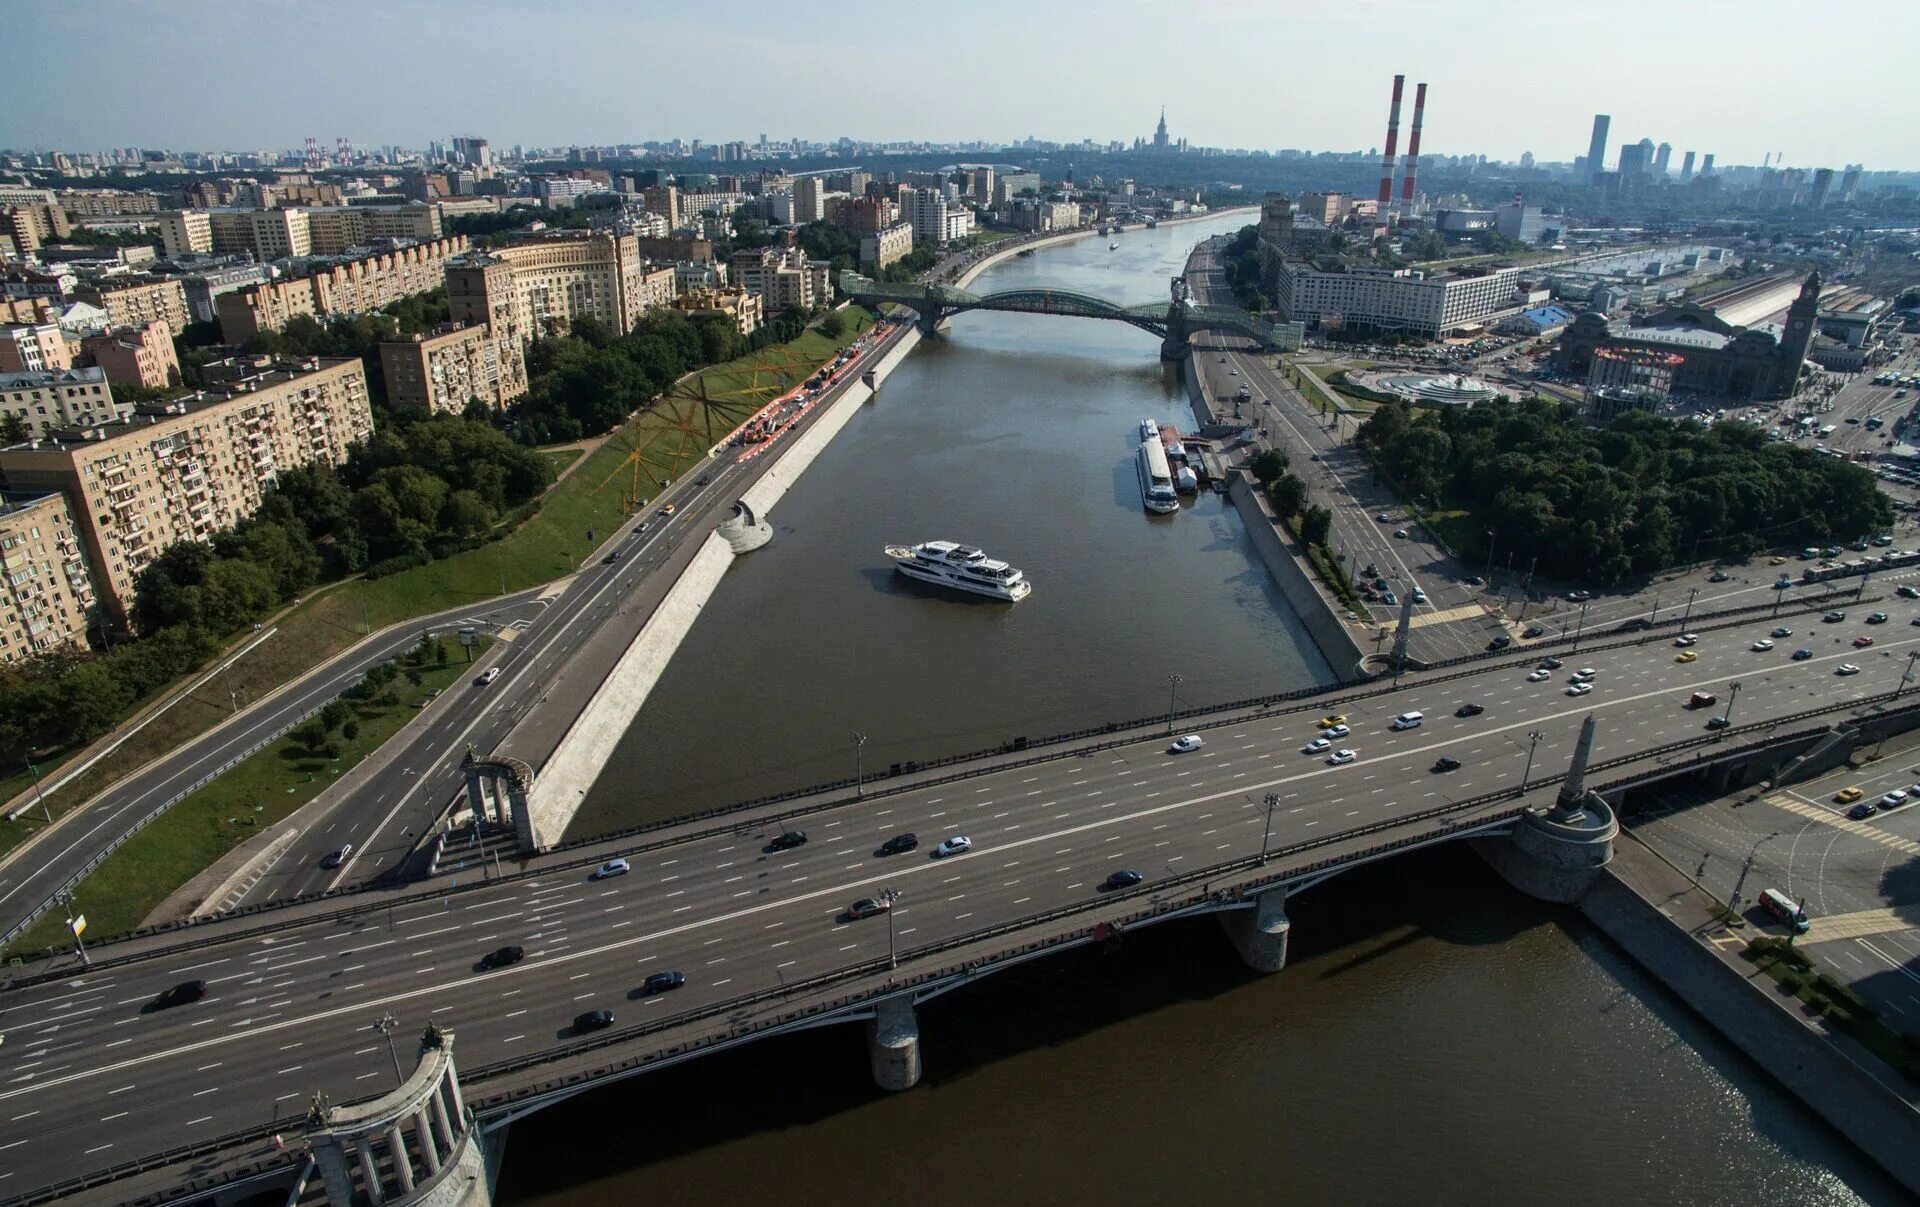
[1675,651,1698,663]
[1836,786,1866,804]
[1315,714,1348,729]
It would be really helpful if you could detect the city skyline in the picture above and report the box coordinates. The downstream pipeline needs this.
[5,0,1917,169]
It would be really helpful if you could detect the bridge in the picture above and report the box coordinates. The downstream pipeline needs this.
[3,591,1917,1206]
[838,270,1300,360]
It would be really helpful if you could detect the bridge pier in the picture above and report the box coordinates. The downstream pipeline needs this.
[866,995,922,1091]
[461,751,541,855]
[1473,715,1616,903]
[1159,331,1190,361]
[1219,888,1291,972]
[716,499,772,554]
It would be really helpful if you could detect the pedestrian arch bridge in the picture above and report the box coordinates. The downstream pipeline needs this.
[838,271,1299,360]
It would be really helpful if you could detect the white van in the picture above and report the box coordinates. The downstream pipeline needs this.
[1390,711,1425,731]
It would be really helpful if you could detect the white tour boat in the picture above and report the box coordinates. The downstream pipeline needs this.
[885,540,1033,601]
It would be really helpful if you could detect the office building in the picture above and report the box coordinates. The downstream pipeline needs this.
[1272,261,1527,338]
[1494,202,1546,245]
[858,222,914,270]
[0,323,71,374]
[79,321,180,391]
[215,236,469,342]
[0,355,373,622]
[1295,193,1352,224]
[0,490,98,660]
[0,366,125,438]
[379,323,528,415]
[1585,115,1611,182]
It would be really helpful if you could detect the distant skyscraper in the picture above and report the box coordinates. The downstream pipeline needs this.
[1840,165,1863,204]
[1679,150,1696,182]
[1809,167,1835,208]
[1617,139,1651,189]
[1585,114,1610,182]
[1701,153,1716,175]
[1519,150,1535,170]
[1153,107,1170,151]
[1653,142,1672,176]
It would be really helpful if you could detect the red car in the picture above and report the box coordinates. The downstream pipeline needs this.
[1854,636,1875,648]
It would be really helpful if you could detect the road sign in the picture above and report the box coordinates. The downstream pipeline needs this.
[458,627,477,647]
[69,914,86,937]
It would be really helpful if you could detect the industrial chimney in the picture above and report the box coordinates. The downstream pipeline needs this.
[1398,82,1427,220]
[1376,74,1404,232]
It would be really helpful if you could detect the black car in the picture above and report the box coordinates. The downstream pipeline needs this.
[1486,635,1512,650]
[1521,624,1546,639]
[603,549,622,564]
[1432,756,1462,773]
[765,830,808,852]
[1539,657,1564,670]
[479,945,524,971]
[1708,570,1730,583]
[1706,715,1731,730]
[1566,589,1593,602]
[1100,870,1144,892]
[640,971,686,995]
[876,832,919,856]
[574,1009,616,1032]
[1455,703,1485,718]
[153,979,207,1009]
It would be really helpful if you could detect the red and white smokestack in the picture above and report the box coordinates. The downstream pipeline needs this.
[1376,74,1405,225]
[1398,82,1427,219]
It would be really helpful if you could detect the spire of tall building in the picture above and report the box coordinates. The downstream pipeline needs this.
[1153,107,1169,150]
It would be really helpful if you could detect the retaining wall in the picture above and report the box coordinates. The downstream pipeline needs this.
[1578,867,1920,1196]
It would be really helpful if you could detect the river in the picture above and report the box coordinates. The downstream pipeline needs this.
[509,214,1896,1204]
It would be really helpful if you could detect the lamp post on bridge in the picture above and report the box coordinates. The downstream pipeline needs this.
[1680,586,1699,630]
[373,1012,402,1086]
[1166,674,1182,736]
[1571,600,1591,652]
[1260,792,1280,865]
[880,888,901,970]
[1520,730,1546,789]
[1898,650,1920,700]
[852,732,868,797]
[1722,681,1743,727]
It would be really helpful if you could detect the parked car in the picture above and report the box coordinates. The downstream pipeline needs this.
[1486,635,1512,650]
[1836,786,1866,804]
[1847,802,1877,820]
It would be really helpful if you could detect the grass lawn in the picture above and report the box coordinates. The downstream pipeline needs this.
[0,309,878,871]
[4,640,488,959]
[540,447,585,477]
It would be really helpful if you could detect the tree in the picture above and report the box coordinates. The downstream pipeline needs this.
[320,700,353,732]
[50,661,132,743]
[1300,505,1333,548]
[0,413,28,444]
[819,311,847,340]
[1251,449,1287,484]
[1266,472,1308,519]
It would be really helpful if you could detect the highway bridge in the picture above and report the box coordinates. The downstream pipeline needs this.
[837,270,1300,359]
[4,591,1919,1206]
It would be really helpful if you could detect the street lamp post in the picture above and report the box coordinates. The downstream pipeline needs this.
[1729,831,1780,917]
[373,1013,403,1085]
[59,894,89,967]
[1520,730,1546,789]
[852,732,868,797]
[880,888,901,969]
[1773,581,1787,617]
[1897,650,1920,700]
[23,756,51,826]
[1681,587,1699,629]
[1260,792,1280,864]
[1483,529,1497,587]
[1723,681,1742,726]
[1166,674,1182,735]
[1571,600,1591,652]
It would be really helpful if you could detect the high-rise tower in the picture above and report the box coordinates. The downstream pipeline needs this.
[1153,107,1169,151]
[1585,114,1611,183]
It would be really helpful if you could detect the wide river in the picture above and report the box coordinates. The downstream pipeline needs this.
[512,214,1897,1204]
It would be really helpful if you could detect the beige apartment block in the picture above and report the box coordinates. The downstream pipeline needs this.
[445,231,666,347]
[0,366,126,438]
[57,189,164,218]
[0,323,73,374]
[80,320,181,390]
[670,287,763,336]
[207,207,312,259]
[158,209,213,257]
[0,490,98,661]
[79,278,193,336]
[730,244,830,311]
[380,323,528,415]
[0,355,372,621]
[215,235,470,342]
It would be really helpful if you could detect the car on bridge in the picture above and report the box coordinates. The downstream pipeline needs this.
[574,1009,616,1032]
[1793,648,1814,660]
[1432,756,1462,773]
[1706,716,1731,730]
[639,971,687,995]
[843,898,893,920]
[1676,651,1699,663]
[1538,656,1564,669]
[876,833,919,856]
[1825,610,1847,622]
[1323,723,1352,739]
[1900,585,1920,600]
[1867,612,1890,624]
[1770,626,1795,638]
[1753,639,1775,651]
[1567,682,1594,696]
[1854,636,1875,648]
[1100,870,1145,892]
[1169,734,1205,754]
[1708,570,1731,583]
[1303,737,1333,755]
[1527,669,1552,682]
[477,945,524,971]
[1837,663,1862,675]
[1454,703,1485,717]
[150,980,207,1010]
[591,858,631,880]
[1675,634,1698,647]
[1327,748,1358,765]
[765,830,809,852]
[933,835,974,858]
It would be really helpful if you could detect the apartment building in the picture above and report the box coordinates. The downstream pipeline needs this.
[1272,261,1525,338]
[730,244,830,311]
[445,231,665,347]
[0,323,72,374]
[899,188,975,246]
[78,278,193,335]
[669,287,763,336]
[0,367,126,438]
[208,208,311,259]
[215,235,469,342]
[2,203,71,259]
[303,204,442,255]
[158,209,213,258]
[793,177,827,224]
[858,222,915,270]
[79,321,180,390]
[0,490,98,660]
[0,356,372,621]
[379,323,528,415]
[56,189,164,218]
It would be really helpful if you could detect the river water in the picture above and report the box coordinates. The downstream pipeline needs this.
[513,215,1897,1204]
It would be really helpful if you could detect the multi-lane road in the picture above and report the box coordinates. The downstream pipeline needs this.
[3,593,1917,1198]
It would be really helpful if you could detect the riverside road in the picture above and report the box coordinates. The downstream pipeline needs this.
[2,595,1917,1199]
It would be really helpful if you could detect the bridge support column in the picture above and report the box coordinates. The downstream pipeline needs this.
[866,995,922,1091]
[1219,888,1290,972]
[1472,715,1616,903]
[1159,330,1190,361]
[355,1139,385,1205]
[315,1141,356,1207]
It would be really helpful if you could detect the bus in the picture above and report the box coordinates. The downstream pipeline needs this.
[1759,888,1810,933]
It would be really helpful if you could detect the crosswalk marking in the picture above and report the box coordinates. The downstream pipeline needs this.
[1765,793,1920,856]
[1802,906,1917,944]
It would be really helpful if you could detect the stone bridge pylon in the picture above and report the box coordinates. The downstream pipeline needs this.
[461,748,541,853]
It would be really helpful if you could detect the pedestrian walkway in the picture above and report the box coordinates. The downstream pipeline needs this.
[1804,906,1920,944]
[1766,793,1920,857]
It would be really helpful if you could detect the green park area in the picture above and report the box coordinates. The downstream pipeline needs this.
[5,636,487,959]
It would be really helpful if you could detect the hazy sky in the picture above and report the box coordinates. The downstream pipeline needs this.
[6,0,1916,169]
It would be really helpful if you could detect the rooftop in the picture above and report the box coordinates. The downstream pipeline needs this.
[0,366,107,389]
[1619,323,1732,351]
[4,356,353,450]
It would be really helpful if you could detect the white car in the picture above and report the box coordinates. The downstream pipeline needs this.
[1836,663,1861,676]
[1674,634,1697,647]
[591,858,631,880]
[476,667,502,685]
[1168,734,1205,754]
[1752,638,1775,651]
[1881,790,1909,807]
[1566,682,1594,696]
[1574,668,1597,680]
[1323,723,1352,739]
[1327,748,1358,765]
[932,836,973,858]
[1411,588,1428,604]
[1303,737,1333,754]
[1527,669,1551,682]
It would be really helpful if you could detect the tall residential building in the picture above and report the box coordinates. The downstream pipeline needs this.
[1679,151,1696,182]
[445,231,669,348]
[729,244,829,311]
[993,173,1040,206]
[1840,165,1863,204]
[1584,115,1611,182]
[0,367,125,438]
[1653,142,1672,177]
[669,287,763,336]
[79,321,181,391]
[859,222,914,270]
[1700,153,1716,175]
[899,188,974,246]
[215,236,470,342]
[0,355,373,622]
[158,210,214,257]
[793,177,826,224]
[78,279,193,336]
[379,323,528,415]
[1295,193,1352,224]
[452,137,491,168]
[0,491,99,660]
[1809,167,1836,209]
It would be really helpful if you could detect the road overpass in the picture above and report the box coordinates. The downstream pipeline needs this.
[6,591,1920,1205]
